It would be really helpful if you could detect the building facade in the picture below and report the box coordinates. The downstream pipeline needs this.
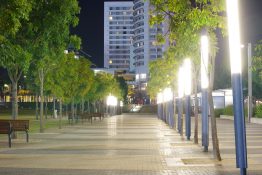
[133,0,168,89]
[104,2,134,71]
[104,1,168,98]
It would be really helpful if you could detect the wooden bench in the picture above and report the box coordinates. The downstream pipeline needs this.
[0,119,29,147]
[80,113,92,123]
[0,121,12,147]
[79,113,105,124]
[90,113,104,124]
[68,113,80,124]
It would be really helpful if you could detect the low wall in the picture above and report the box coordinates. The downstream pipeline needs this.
[220,115,262,124]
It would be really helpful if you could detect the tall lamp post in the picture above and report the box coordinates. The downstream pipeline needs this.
[247,43,252,123]
[201,30,209,151]
[177,67,184,135]
[163,88,173,127]
[184,59,192,140]
[157,92,163,119]
[226,0,247,174]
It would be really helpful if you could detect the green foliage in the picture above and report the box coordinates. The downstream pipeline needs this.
[147,50,181,98]
[86,72,123,103]
[117,77,128,103]
[252,40,262,99]
[254,104,262,118]
[148,0,226,99]
[0,0,33,40]
[214,108,224,118]
[222,105,234,116]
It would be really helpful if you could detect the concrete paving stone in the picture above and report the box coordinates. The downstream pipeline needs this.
[0,114,262,174]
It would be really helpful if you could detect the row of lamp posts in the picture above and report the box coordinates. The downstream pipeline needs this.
[157,0,247,174]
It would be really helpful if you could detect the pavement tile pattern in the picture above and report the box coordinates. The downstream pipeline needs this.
[0,114,262,175]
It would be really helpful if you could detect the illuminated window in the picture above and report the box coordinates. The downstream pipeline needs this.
[136,74,139,81]
[140,74,146,79]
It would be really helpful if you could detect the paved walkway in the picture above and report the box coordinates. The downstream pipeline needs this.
[0,114,262,175]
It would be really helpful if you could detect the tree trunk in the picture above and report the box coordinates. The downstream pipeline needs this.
[71,100,74,123]
[7,69,22,139]
[87,100,90,113]
[35,94,39,120]
[209,56,222,161]
[66,104,68,117]
[75,103,78,116]
[39,68,44,133]
[173,95,177,130]
[7,69,22,121]
[45,96,48,119]
[194,73,199,144]
[59,98,62,129]
[81,98,85,114]
[53,96,56,118]
[11,80,18,120]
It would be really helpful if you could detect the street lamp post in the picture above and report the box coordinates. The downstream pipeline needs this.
[163,88,173,127]
[226,0,248,174]
[247,43,252,123]
[157,92,163,119]
[201,30,209,151]
[178,67,184,135]
[107,94,117,116]
[184,59,192,140]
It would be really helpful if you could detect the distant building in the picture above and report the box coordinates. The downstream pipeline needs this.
[104,1,168,103]
[133,0,168,83]
[104,2,134,71]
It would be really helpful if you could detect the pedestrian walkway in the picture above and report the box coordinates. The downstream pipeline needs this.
[0,114,262,175]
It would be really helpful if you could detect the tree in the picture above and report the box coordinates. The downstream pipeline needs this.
[148,50,180,98]
[117,77,128,104]
[85,72,123,113]
[0,0,34,120]
[23,0,80,132]
[252,40,262,99]
[150,0,226,160]
[0,0,33,42]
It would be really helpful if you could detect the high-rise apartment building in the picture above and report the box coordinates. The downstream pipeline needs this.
[104,2,134,71]
[133,0,168,83]
[104,1,168,83]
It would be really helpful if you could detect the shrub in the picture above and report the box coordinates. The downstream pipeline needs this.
[255,104,262,118]
[223,105,234,116]
[214,109,224,118]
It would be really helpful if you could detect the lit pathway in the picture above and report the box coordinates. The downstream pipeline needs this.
[0,114,262,174]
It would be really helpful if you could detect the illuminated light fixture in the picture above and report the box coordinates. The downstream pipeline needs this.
[74,55,79,59]
[109,16,113,20]
[107,95,117,106]
[178,67,184,98]
[183,59,192,95]
[140,73,146,79]
[226,0,247,173]
[226,0,242,74]
[136,74,139,81]
[157,92,163,104]
[163,88,173,102]
[109,60,112,64]
[201,35,209,89]
[120,101,123,107]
